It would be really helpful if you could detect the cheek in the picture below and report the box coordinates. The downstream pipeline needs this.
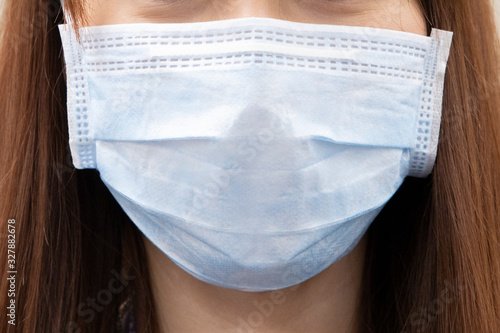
[84,0,146,26]
[281,0,427,36]
[389,0,428,36]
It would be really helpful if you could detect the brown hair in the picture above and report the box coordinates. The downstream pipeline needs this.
[1,0,499,332]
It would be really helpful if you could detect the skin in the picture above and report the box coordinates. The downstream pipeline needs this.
[81,1,427,332]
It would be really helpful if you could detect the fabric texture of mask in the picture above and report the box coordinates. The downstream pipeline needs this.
[58,17,453,291]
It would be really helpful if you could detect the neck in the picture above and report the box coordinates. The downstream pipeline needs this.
[143,234,367,333]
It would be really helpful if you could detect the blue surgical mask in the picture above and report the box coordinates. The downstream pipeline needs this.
[59,17,453,292]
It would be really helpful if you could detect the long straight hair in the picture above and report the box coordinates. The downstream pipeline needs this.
[1,0,499,332]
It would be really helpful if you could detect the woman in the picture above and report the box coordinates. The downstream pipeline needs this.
[1,0,499,332]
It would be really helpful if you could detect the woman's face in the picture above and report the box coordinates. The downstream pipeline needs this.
[83,0,427,36]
